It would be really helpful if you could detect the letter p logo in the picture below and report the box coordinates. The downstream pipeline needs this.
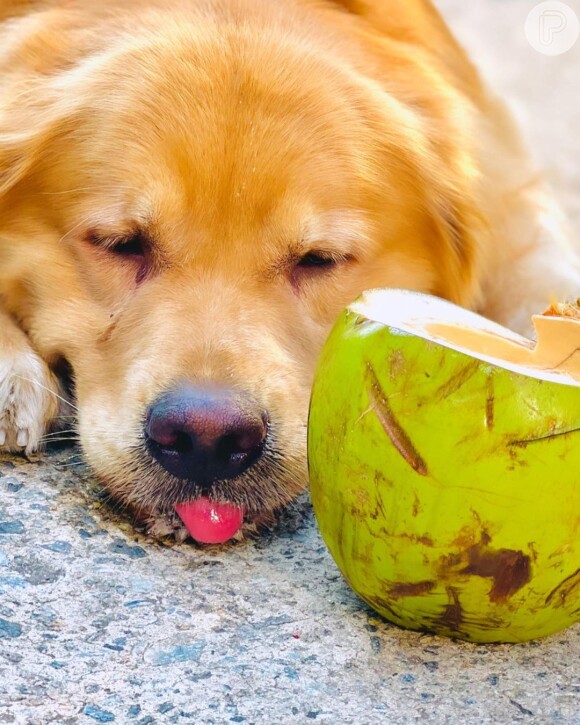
[540,11,567,45]
[526,2,579,55]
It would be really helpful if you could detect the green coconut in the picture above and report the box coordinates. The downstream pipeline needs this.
[308,289,580,643]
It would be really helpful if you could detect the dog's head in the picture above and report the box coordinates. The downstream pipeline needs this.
[0,0,482,540]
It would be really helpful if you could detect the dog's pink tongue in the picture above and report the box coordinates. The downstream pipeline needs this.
[175,498,244,544]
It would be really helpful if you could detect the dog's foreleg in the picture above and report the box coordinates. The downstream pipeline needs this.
[0,308,65,453]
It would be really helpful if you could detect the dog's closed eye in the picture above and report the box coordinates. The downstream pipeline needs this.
[291,250,353,288]
[108,233,146,259]
[86,229,150,284]
[296,251,338,270]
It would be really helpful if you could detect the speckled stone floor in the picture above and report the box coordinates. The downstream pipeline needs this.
[1,2,579,723]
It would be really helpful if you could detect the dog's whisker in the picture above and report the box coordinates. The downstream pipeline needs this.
[42,438,79,445]
[13,374,78,411]
[41,427,78,436]
[40,433,79,442]
[42,429,76,436]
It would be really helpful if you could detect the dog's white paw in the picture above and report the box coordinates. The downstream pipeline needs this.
[0,347,62,454]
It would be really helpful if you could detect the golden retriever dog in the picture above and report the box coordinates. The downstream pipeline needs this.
[1,0,579,542]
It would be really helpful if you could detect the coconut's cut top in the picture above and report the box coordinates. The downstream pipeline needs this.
[350,289,580,387]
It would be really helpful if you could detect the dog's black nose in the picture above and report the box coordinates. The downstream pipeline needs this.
[144,385,268,485]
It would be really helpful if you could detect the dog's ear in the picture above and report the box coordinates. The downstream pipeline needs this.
[428,191,483,306]
[415,119,484,307]
[324,0,480,94]
[0,122,50,197]
[324,0,445,25]
[0,133,39,197]
[0,144,25,197]
[325,0,484,305]
[0,91,79,198]
[0,7,84,197]
[379,107,483,307]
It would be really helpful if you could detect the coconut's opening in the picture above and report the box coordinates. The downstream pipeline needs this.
[350,289,580,387]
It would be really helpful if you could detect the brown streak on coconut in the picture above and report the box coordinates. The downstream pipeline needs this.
[438,587,463,630]
[352,315,377,331]
[379,528,435,547]
[509,426,580,448]
[388,349,406,380]
[366,361,428,476]
[432,360,480,402]
[412,493,421,517]
[363,594,400,623]
[403,532,435,547]
[485,375,495,431]
[387,581,435,599]
[545,569,580,608]
[480,528,492,546]
[461,545,531,602]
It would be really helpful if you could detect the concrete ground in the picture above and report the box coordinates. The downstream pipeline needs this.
[1,1,579,723]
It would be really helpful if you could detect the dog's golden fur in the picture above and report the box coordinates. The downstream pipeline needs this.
[1,0,579,532]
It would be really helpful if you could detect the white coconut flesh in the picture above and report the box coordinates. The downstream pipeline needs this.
[349,289,580,387]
